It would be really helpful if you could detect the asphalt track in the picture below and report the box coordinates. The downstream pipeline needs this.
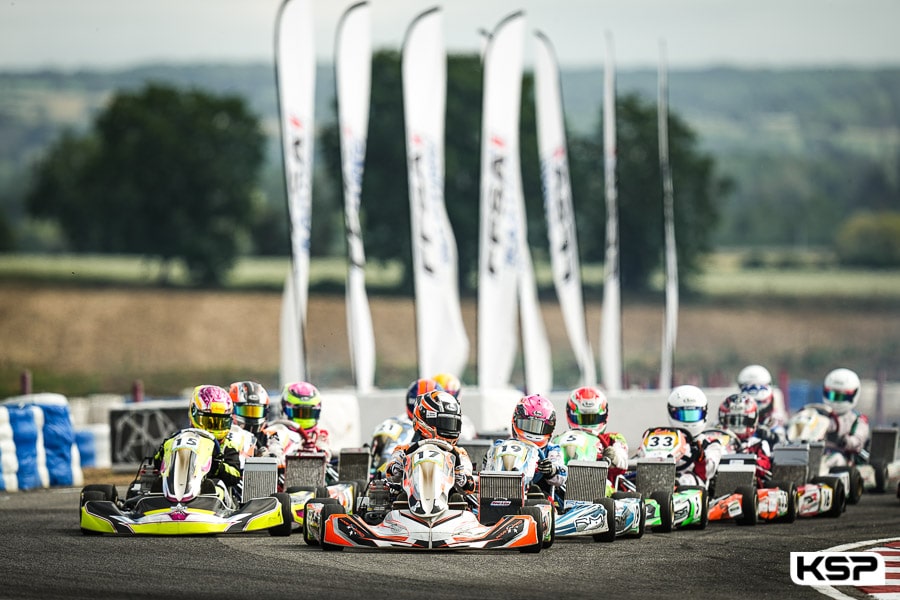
[1,485,898,600]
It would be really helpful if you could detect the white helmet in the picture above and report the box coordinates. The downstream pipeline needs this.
[737,364,774,415]
[823,368,861,415]
[667,385,708,438]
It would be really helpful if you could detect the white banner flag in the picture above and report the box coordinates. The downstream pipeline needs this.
[275,0,314,385]
[336,1,375,392]
[658,40,679,392]
[402,7,470,378]
[534,30,596,388]
[600,32,622,393]
[478,12,527,391]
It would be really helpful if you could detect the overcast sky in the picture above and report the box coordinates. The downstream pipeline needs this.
[2,0,899,71]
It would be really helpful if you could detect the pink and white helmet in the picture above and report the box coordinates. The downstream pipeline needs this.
[511,394,557,448]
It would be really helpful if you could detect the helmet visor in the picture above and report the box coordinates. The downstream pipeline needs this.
[824,389,855,404]
[723,413,755,431]
[515,416,554,436]
[235,404,266,419]
[195,413,231,432]
[668,406,707,423]
[434,414,462,439]
[576,412,607,427]
[284,403,321,422]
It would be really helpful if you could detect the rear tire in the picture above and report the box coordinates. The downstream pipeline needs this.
[650,491,674,533]
[79,490,106,536]
[268,493,294,537]
[81,484,118,503]
[735,486,758,526]
[591,497,617,542]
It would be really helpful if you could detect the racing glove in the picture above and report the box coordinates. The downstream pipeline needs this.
[454,466,475,492]
[537,458,557,477]
[601,446,619,465]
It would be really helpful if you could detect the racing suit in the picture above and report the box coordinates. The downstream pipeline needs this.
[825,409,871,467]
[228,424,274,468]
[153,431,242,489]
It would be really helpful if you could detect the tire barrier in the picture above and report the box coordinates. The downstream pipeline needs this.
[0,393,82,491]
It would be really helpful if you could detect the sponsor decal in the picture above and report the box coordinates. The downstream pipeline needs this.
[790,552,885,586]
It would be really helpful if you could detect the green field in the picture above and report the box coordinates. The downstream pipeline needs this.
[1,251,898,302]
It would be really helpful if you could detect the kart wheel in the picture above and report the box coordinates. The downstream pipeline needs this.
[315,486,330,499]
[771,481,798,524]
[591,497,617,543]
[612,492,645,538]
[813,476,846,518]
[735,486,758,526]
[81,484,119,504]
[649,491,674,533]
[319,503,345,551]
[829,466,863,505]
[268,493,294,537]
[519,506,544,553]
[676,486,708,530]
[79,490,106,536]
[874,462,888,493]
[303,498,339,546]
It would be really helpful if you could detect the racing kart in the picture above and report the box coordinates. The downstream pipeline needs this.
[552,429,645,539]
[483,437,623,542]
[707,453,798,525]
[79,428,292,536]
[787,404,900,499]
[620,427,710,532]
[303,439,544,552]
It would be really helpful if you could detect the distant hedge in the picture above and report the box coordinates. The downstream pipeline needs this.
[836,211,900,267]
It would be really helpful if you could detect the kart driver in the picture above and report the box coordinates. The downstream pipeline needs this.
[718,392,773,487]
[227,380,273,466]
[385,389,476,497]
[153,384,242,497]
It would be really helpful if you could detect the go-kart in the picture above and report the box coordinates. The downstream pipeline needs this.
[483,437,623,542]
[707,453,798,525]
[303,439,543,551]
[620,427,710,532]
[552,429,645,539]
[79,428,292,536]
[787,404,900,499]
[769,441,847,518]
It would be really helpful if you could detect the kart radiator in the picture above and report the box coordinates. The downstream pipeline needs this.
[478,471,525,525]
[460,440,495,473]
[771,443,811,486]
[712,454,756,495]
[566,460,609,502]
[285,453,327,489]
[635,458,676,494]
[870,428,900,464]
[242,457,279,500]
[338,447,372,481]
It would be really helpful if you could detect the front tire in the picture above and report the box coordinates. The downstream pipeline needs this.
[268,493,294,537]
[735,486,758,526]
[650,491,674,533]
[319,503,345,551]
[591,497,617,542]
[519,506,544,553]
[771,481,798,524]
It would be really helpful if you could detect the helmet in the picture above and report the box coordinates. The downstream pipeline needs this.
[511,394,557,448]
[737,364,774,417]
[432,373,461,399]
[667,385,708,438]
[229,381,270,433]
[281,381,321,430]
[405,378,442,420]
[412,390,463,443]
[566,386,609,435]
[822,368,861,415]
[188,384,233,442]
[718,393,759,440]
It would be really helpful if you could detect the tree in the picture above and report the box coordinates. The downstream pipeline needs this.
[26,83,265,285]
[569,93,730,291]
